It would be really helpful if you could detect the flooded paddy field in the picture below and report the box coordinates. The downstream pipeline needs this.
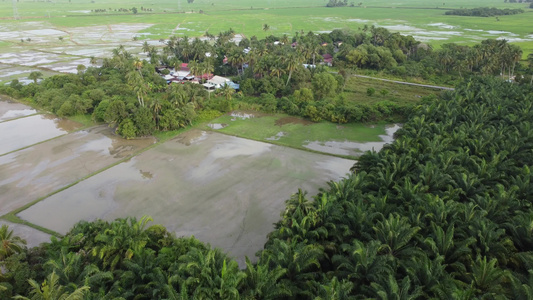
[0,97,37,121]
[0,114,82,155]
[0,220,51,248]
[208,112,400,158]
[304,124,401,156]
[0,125,156,216]
[17,130,354,265]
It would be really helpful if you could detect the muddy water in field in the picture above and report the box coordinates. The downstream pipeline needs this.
[0,99,37,122]
[0,114,83,155]
[18,130,354,266]
[0,126,156,216]
[304,124,402,156]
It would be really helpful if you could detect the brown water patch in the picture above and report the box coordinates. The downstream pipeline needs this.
[140,170,153,179]
[173,129,208,146]
[275,116,313,126]
[0,114,82,155]
[0,125,155,216]
[42,114,83,132]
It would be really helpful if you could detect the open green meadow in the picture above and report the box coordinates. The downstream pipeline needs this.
[0,0,531,57]
[343,76,441,105]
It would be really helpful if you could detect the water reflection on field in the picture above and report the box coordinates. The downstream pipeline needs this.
[304,124,401,156]
[0,114,82,155]
[0,99,37,122]
[0,126,156,216]
[18,130,354,266]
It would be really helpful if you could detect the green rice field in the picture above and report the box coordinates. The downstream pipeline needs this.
[0,0,531,85]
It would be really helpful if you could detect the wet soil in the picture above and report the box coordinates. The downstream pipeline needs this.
[275,116,313,126]
[304,124,401,156]
[18,130,354,267]
[0,114,83,155]
[0,125,156,216]
[0,98,37,122]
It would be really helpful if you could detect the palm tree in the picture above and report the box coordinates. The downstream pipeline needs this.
[13,271,90,300]
[283,51,301,86]
[202,58,214,82]
[89,56,98,66]
[373,214,421,260]
[528,52,533,85]
[133,58,143,71]
[0,224,26,260]
[370,274,423,300]
[241,257,292,299]
[28,71,43,84]
[188,60,201,79]
[91,216,153,271]
[142,41,150,53]
[126,71,148,107]
[280,34,289,45]
[217,84,234,101]
[262,23,270,33]
[312,277,356,300]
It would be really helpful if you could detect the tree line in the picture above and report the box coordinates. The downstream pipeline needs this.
[444,7,524,17]
[1,76,533,298]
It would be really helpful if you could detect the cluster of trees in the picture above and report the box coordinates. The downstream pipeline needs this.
[159,25,525,86]
[2,76,533,298]
[444,7,524,16]
[0,47,215,139]
[326,0,350,7]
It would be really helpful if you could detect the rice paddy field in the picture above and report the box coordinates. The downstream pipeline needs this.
[0,0,531,85]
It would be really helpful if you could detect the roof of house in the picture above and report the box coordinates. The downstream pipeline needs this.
[322,53,333,59]
[208,75,230,85]
[174,70,190,77]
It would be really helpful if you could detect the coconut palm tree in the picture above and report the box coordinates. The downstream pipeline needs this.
[283,51,301,86]
[126,71,148,107]
[0,224,26,260]
[142,41,150,53]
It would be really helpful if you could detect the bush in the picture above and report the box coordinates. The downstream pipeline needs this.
[366,87,376,96]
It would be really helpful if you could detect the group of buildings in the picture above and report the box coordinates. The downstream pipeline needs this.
[157,63,239,91]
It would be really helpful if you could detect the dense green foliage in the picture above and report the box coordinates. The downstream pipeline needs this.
[2,76,533,298]
[445,7,524,16]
